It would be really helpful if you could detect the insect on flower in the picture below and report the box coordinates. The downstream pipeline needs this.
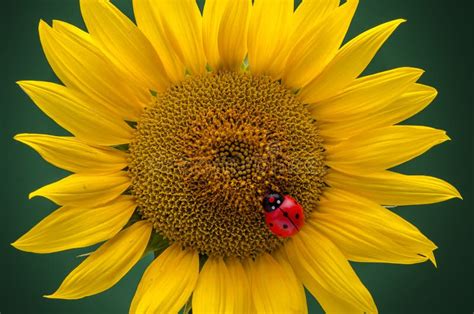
[262,192,305,237]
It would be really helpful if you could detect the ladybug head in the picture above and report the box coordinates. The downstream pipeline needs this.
[262,192,284,212]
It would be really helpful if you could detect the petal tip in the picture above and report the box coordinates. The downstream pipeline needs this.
[345,0,360,9]
[28,190,39,200]
[44,288,82,300]
[38,19,51,32]
[13,134,23,142]
[43,293,60,299]
[427,251,438,268]
[388,18,407,29]
[43,288,78,299]
[13,134,33,145]
[448,183,463,200]
[413,68,425,79]
[16,80,36,92]
[51,20,65,30]
[16,80,27,88]
[38,19,48,27]
[10,240,36,253]
[51,19,64,26]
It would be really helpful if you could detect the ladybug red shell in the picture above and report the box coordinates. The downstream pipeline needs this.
[262,192,305,237]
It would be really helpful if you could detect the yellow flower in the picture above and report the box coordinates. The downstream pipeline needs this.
[13,0,461,313]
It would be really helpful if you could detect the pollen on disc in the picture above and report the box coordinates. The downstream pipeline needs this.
[128,71,326,258]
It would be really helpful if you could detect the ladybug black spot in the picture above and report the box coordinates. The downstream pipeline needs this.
[269,223,274,227]
[295,213,300,219]
[283,211,289,217]
[283,224,288,229]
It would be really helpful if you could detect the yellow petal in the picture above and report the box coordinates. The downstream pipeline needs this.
[300,19,405,103]
[292,0,339,37]
[80,0,169,92]
[18,81,133,146]
[284,0,358,88]
[326,126,450,173]
[51,20,100,54]
[46,221,151,299]
[218,0,252,70]
[248,0,293,77]
[245,253,307,313]
[12,196,136,254]
[152,0,206,75]
[29,172,130,207]
[132,0,185,83]
[193,257,234,314]
[310,67,424,121]
[225,258,251,314]
[39,20,144,120]
[202,0,227,70]
[272,249,308,314]
[285,228,377,313]
[286,0,339,86]
[324,189,438,265]
[130,244,199,313]
[319,84,438,141]
[326,170,462,205]
[312,190,437,265]
[14,133,127,174]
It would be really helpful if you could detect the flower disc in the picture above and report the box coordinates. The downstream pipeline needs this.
[129,71,326,258]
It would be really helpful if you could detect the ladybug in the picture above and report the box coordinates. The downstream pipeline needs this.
[262,192,305,237]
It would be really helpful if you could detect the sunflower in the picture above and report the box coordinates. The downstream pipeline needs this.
[13,0,461,313]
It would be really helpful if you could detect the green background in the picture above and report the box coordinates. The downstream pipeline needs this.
[1,0,472,313]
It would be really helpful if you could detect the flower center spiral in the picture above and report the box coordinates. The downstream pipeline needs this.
[128,71,326,258]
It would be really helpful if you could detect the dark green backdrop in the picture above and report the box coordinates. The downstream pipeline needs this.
[1,1,472,313]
